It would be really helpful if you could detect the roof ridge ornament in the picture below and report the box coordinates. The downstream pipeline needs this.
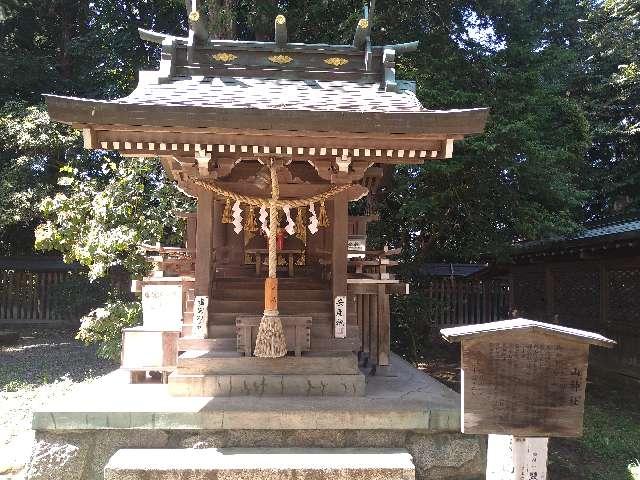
[268,54,293,65]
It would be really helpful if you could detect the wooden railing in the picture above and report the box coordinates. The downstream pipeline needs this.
[426,279,511,327]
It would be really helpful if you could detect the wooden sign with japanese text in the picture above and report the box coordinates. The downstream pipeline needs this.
[334,296,347,338]
[141,283,183,330]
[192,295,208,339]
[461,330,589,437]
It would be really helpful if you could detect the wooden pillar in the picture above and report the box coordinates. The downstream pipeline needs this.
[331,191,348,301]
[212,200,225,261]
[377,284,391,366]
[185,216,197,253]
[195,190,214,297]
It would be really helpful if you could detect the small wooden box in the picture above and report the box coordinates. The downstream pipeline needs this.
[441,319,615,438]
[121,327,180,371]
[236,316,311,356]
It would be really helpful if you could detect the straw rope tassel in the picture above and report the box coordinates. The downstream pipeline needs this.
[254,163,287,358]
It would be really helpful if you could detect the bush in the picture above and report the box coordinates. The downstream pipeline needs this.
[76,298,142,361]
[391,291,437,363]
[47,272,112,320]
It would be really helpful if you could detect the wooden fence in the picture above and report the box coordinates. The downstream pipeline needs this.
[0,265,79,324]
[427,278,511,327]
[0,257,129,325]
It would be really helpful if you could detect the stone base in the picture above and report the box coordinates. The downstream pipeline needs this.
[168,372,366,396]
[104,447,416,480]
[26,354,487,480]
[27,429,484,480]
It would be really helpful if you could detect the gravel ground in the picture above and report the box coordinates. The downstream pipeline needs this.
[0,327,117,479]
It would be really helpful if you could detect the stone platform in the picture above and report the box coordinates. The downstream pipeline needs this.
[27,354,486,480]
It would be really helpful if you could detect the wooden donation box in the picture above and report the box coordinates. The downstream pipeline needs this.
[121,327,180,383]
[441,319,615,480]
[122,279,184,383]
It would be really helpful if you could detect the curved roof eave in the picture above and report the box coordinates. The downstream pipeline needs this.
[44,94,489,136]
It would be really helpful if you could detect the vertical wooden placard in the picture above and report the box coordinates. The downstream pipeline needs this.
[334,295,347,338]
[192,295,208,339]
[486,435,548,480]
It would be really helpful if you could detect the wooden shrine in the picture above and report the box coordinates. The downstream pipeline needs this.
[45,1,488,396]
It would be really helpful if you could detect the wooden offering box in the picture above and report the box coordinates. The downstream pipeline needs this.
[441,319,615,437]
[121,327,181,382]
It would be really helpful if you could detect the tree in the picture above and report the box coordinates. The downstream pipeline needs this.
[369,0,590,264]
[0,0,187,256]
[35,157,193,280]
[575,0,640,219]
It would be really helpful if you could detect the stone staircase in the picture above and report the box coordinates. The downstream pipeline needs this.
[178,273,361,354]
[171,272,365,397]
[105,448,416,480]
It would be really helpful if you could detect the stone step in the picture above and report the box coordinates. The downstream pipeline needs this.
[210,312,337,325]
[215,279,328,290]
[211,300,331,314]
[168,372,366,397]
[205,323,360,340]
[178,337,236,351]
[176,351,360,375]
[215,289,331,301]
[105,448,415,480]
[104,448,415,480]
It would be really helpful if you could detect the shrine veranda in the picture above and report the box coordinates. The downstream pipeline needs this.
[33,4,489,479]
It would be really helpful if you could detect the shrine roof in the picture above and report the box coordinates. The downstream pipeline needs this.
[43,8,488,163]
[440,319,616,347]
[118,76,422,113]
[44,73,487,135]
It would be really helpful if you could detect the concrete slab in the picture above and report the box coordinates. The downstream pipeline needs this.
[32,354,461,432]
[104,447,416,480]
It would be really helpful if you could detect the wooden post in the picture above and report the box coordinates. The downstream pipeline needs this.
[486,435,548,480]
[377,284,391,366]
[185,216,197,253]
[331,191,348,326]
[195,190,214,299]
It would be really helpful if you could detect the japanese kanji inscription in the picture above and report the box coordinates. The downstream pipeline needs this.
[462,330,589,437]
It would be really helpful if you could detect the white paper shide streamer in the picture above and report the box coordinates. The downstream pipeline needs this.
[259,206,269,236]
[232,201,243,234]
[283,206,295,235]
[308,203,319,234]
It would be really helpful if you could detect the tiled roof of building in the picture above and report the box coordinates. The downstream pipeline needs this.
[118,76,422,113]
[575,219,640,240]
[420,263,489,277]
[514,217,640,254]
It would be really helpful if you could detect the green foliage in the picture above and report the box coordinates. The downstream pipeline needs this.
[76,298,142,360]
[581,404,640,475]
[576,0,640,219]
[46,272,116,320]
[0,102,82,254]
[35,157,193,280]
[390,290,436,363]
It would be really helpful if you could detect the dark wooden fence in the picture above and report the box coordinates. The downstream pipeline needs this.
[0,257,83,324]
[427,278,511,327]
[0,257,131,325]
[510,257,640,378]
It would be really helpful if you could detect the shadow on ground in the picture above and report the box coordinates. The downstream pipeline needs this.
[0,327,117,389]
